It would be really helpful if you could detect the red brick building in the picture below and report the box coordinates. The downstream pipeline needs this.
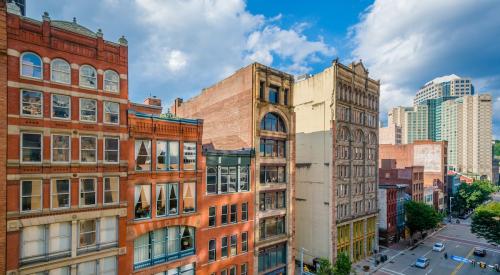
[4,2,129,274]
[379,160,424,202]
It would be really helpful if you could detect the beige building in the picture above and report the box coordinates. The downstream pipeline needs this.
[388,106,412,144]
[294,60,378,264]
[379,123,401,145]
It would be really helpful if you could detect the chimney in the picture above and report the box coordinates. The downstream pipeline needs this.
[172,98,183,115]
[144,96,161,107]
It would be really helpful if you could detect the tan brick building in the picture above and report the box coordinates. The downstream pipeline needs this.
[173,63,295,275]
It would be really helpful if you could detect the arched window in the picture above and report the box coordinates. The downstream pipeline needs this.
[261,113,286,132]
[104,70,119,92]
[79,65,97,89]
[354,129,364,144]
[51,58,70,84]
[20,52,42,79]
[369,132,377,145]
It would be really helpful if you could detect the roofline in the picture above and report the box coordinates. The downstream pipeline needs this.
[129,110,202,125]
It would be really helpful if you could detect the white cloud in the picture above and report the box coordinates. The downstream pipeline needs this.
[350,0,500,136]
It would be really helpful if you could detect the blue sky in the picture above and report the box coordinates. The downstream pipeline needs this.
[26,0,500,138]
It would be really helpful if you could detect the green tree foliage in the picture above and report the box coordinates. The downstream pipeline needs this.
[494,140,500,157]
[453,180,497,214]
[405,201,442,241]
[333,252,352,275]
[316,257,334,275]
[471,202,500,245]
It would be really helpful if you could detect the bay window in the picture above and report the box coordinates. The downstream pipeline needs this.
[156,141,179,171]
[21,90,43,117]
[21,179,42,212]
[182,182,195,213]
[51,179,70,209]
[135,185,151,219]
[79,98,97,122]
[51,94,71,119]
[79,178,96,207]
[21,132,42,163]
[103,177,119,205]
[52,134,70,162]
[207,165,250,194]
[104,101,119,124]
[104,137,119,163]
[135,140,151,171]
[80,136,97,163]
[183,142,196,170]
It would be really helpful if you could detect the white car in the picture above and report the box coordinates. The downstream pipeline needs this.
[415,257,430,268]
[433,242,445,252]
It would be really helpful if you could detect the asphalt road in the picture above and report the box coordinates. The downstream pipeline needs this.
[375,222,500,275]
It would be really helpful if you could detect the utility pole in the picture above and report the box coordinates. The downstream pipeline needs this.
[299,247,308,275]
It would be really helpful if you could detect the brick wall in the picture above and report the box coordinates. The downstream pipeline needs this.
[0,1,7,273]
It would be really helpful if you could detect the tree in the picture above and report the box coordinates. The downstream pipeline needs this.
[453,180,497,215]
[333,252,352,275]
[405,201,442,243]
[471,202,500,245]
[316,257,334,275]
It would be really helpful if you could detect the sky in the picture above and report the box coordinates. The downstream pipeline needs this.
[26,0,500,138]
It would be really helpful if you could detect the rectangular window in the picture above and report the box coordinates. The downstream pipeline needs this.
[167,183,178,215]
[229,266,236,275]
[156,183,178,217]
[241,263,248,275]
[208,206,216,227]
[242,202,248,221]
[208,239,216,262]
[230,235,237,256]
[260,217,285,239]
[21,90,43,117]
[206,166,217,194]
[221,270,227,275]
[242,232,248,252]
[135,185,151,219]
[180,226,194,252]
[240,166,249,191]
[79,220,96,248]
[51,179,70,209]
[260,166,286,184]
[221,166,229,193]
[80,136,97,163]
[48,222,71,257]
[21,225,45,259]
[20,179,42,212]
[268,86,279,104]
[80,178,96,207]
[51,94,70,119]
[183,142,196,170]
[156,141,180,171]
[229,166,237,192]
[21,132,42,163]
[221,205,228,225]
[260,81,265,100]
[52,134,70,162]
[135,140,151,171]
[103,177,119,205]
[100,217,117,244]
[230,204,237,223]
[103,101,119,124]
[104,137,119,163]
[260,139,286,157]
[99,256,117,275]
[284,88,289,105]
[183,182,195,213]
[221,236,228,258]
[79,98,97,122]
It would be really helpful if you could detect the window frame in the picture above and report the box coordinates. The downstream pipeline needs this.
[20,132,43,164]
[78,219,97,249]
[183,142,197,171]
[135,139,151,171]
[230,204,237,224]
[241,232,248,253]
[103,177,120,205]
[155,182,178,217]
[20,90,43,118]
[79,178,97,207]
[221,236,228,258]
[20,179,42,213]
[50,178,71,210]
[103,70,120,93]
[208,206,216,227]
[134,184,152,220]
[104,136,120,164]
[51,133,71,163]
[79,98,97,123]
[20,52,43,80]
[156,140,180,171]
[51,93,71,120]
[182,181,196,213]
[221,205,228,225]
[241,202,248,221]
[208,239,216,262]
[230,234,237,256]
[103,101,120,125]
[79,135,97,163]
[50,58,71,84]
[79,65,97,89]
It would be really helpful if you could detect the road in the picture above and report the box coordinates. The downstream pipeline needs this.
[374,221,500,275]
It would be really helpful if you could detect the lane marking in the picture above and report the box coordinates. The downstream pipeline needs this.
[451,247,474,275]
[381,267,407,275]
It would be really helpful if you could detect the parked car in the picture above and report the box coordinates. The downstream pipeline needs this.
[432,242,445,252]
[415,257,430,268]
[473,247,487,257]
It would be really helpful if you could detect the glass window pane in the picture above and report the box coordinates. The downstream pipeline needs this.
[104,101,119,124]
[21,180,42,211]
[80,136,97,163]
[52,94,71,119]
[104,137,119,163]
[183,142,196,170]
[135,185,151,219]
[104,70,119,92]
[135,140,151,171]
[21,53,42,79]
[183,182,195,213]
[104,177,119,204]
[52,135,70,162]
[51,59,70,84]
[51,179,70,209]
[168,183,178,215]
[79,65,97,88]
[156,184,167,216]
[21,90,42,116]
[79,98,97,122]
[80,179,96,206]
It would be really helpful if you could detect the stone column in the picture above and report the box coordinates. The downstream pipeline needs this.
[71,220,78,257]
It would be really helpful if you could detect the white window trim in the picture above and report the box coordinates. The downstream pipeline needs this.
[103,101,120,125]
[79,178,97,208]
[50,58,71,85]
[51,93,71,120]
[20,52,43,80]
[183,142,197,171]
[79,98,98,123]
[103,136,120,164]
[79,135,98,164]
[51,133,71,164]
[103,177,120,206]
[20,89,43,118]
[78,219,98,248]
[79,65,98,89]
[103,70,120,93]
[20,132,43,164]
[50,178,71,210]
[20,179,43,213]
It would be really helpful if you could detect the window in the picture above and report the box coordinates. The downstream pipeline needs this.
[156,183,178,216]
[103,177,119,205]
[208,206,216,227]
[79,98,97,122]
[241,263,248,275]
[21,225,45,260]
[21,133,42,163]
[284,88,289,105]
[135,140,151,171]
[258,243,287,272]
[21,90,43,117]
[242,203,248,221]
[104,137,119,163]
[157,141,179,171]
[260,166,286,184]
[104,70,119,92]
[260,191,286,211]
[51,94,71,119]
[21,223,71,262]
[79,220,96,248]
[48,223,71,258]
[221,205,228,225]
[208,239,216,262]
[80,136,97,163]
[183,142,196,170]
[259,217,285,239]
[221,270,227,275]
[100,217,117,245]
[52,134,70,162]
[180,226,194,251]
[51,179,70,209]
[135,185,151,219]
[268,86,279,104]
[103,101,120,124]
[221,236,228,258]
[230,235,237,256]
[99,256,117,275]
[80,178,96,207]
[79,65,97,89]
[206,167,217,194]
[183,182,195,213]
[230,204,237,223]
[229,266,236,275]
[260,113,286,132]
[21,179,42,212]
[259,81,265,100]
[242,232,248,252]
[20,52,42,79]
[51,58,70,84]
[240,166,249,191]
[260,138,286,157]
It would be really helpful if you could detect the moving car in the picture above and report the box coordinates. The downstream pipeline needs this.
[473,247,486,257]
[415,257,430,268]
[432,242,445,252]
